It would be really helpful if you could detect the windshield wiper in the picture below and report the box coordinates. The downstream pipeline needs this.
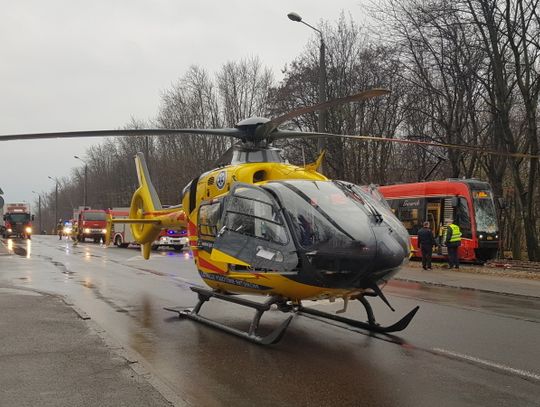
[336,182,383,224]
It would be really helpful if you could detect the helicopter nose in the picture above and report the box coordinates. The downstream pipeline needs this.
[371,225,410,273]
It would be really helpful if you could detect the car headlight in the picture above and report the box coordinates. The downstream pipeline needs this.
[101,229,107,234]
[479,234,483,239]
[7,228,12,233]
[25,227,32,234]
[84,228,91,234]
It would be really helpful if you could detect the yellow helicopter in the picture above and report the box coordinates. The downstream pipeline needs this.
[2,89,419,344]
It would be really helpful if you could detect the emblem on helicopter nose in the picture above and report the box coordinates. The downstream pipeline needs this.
[216,171,226,189]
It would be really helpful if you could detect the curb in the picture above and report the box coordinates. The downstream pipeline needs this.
[393,277,540,300]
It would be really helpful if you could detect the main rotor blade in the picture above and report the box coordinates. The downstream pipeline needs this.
[339,134,540,160]
[0,128,243,142]
[212,144,237,167]
[269,130,329,140]
[272,130,540,159]
[266,88,390,131]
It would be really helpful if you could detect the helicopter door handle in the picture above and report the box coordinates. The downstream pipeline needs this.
[217,226,227,237]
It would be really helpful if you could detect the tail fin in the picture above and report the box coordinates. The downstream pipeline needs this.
[134,152,162,212]
[106,153,187,259]
[304,150,325,172]
[129,153,164,258]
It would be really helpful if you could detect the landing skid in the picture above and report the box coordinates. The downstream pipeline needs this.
[164,286,292,345]
[297,302,419,334]
[165,287,419,345]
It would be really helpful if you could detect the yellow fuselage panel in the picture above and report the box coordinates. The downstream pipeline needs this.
[200,272,364,301]
[185,162,327,228]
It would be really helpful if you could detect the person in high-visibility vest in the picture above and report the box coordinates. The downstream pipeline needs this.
[71,222,79,246]
[442,218,462,269]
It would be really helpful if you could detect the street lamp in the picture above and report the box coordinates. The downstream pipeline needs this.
[48,176,59,229]
[288,11,327,172]
[31,190,42,234]
[74,155,88,208]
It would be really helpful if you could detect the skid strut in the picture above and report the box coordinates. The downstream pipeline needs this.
[165,286,293,345]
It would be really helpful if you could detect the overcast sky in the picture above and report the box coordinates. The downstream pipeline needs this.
[1,0,367,209]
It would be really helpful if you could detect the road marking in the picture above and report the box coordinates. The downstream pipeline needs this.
[433,347,540,381]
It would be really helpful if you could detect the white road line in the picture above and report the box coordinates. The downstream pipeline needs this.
[433,347,540,381]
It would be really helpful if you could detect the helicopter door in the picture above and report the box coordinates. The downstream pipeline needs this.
[211,183,298,272]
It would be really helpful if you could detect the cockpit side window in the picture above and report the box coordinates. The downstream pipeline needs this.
[223,188,288,245]
[198,200,222,249]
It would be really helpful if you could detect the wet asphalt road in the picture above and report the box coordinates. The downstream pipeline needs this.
[1,236,540,407]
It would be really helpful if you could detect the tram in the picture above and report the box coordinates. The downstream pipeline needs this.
[378,179,500,262]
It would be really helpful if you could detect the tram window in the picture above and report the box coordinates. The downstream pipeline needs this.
[398,207,420,235]
[387,199,400,214]
[395,199,423,235]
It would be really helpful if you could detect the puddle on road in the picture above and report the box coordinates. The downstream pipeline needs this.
[129,294,158,361]
[3,238,31,257]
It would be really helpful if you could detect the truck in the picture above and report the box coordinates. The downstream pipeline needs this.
[2,202,33,239]
[109,207,136,248]
[109,207,188,250]
[73,207,107,243]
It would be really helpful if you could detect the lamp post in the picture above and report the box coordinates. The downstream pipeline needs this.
[74,155,88,208]
[48,176,58,229]
[31,191,42,234]
[288,11,327,172]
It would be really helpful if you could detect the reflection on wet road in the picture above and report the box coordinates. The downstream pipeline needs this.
[1,236,540,406]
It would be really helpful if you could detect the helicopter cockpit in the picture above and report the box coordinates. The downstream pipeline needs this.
[208,180,410,287]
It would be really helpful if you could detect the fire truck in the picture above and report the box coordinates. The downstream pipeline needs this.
[73,207,107,243]
[109,208,135,248]
[2,202,33,239]
[110,207,188,250]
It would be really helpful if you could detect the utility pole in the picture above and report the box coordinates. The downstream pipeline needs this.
[74,156,88,208]
[288,11,327,173]
[48,176,58,228]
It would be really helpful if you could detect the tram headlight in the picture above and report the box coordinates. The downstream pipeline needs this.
[101,229,107,234]
[84,228,91,234]
[495,235,498,239]
[25,226,32,234]
[7,228,12,233]
[479,234,484,239]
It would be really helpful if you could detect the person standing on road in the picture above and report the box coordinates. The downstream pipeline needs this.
[417,221,436,270]
[56,219,63,240]
[443,218,462,269]
[71,222,79,246]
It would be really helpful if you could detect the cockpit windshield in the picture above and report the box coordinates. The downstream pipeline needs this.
[265,181,377,250]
